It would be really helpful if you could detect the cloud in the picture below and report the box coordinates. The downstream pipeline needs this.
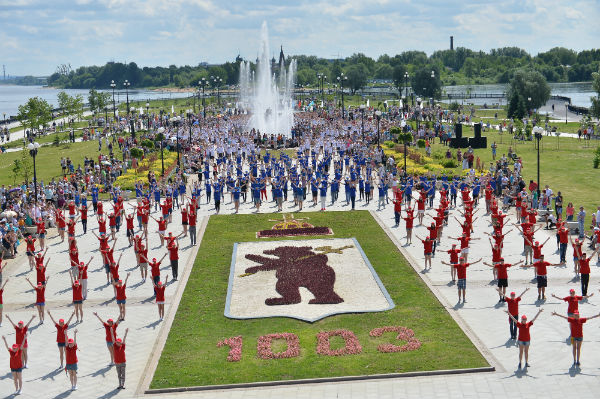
[0,0,598,75]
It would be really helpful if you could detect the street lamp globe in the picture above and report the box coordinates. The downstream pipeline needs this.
[360,104,366,110]
[375,110,382,117]
[146,102,150,108]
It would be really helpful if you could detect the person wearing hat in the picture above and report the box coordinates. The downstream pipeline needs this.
[153,275,170,320]
[93,312,121,365]
[47,310,75,368]
[578,249,600,295]
[2,334,27,394]
[552,310,600,367]
[35,217,46,251]
[521,255,562,301]
[441,257,482,303]
[112,273,130,321]
[5,315,35,369]
[64,329,79,390]
[569,236,585,276]
[111,328,129,389]
[25,277,49,323]
[499,288,530,340]
[506,308,543,370]
[483,258,524,302]
[552,289,594,318]
[69,273,84,323]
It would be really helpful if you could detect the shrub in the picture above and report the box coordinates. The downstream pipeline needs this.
[441,159,458,168]
[130,148,143,159]
[384,141,395,149]
[417,139,426,148]
[594,146,600,169]
[141,139,155,149]
[448,102,460,111]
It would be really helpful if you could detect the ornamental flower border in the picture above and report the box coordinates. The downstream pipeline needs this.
[316,329,362,356]
[256,333,300,359]
[216,336,243,362]
[369,326,422,353]
[256,226,333,238]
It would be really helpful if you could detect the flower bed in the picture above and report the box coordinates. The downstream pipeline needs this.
[257,226,333,238]
[114,150,178,190]
[316,329,362,356]
[369,326,422,353]
[216,336,243,362]
[257,333,300,359]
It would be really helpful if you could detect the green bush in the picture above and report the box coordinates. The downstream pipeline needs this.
[417,139,426,148]
[141,139,155,149]
[449,102,460,111]
[384,141,395,149]
[441,159,458,168]
[594,146,600,168]
[130,148,143,159]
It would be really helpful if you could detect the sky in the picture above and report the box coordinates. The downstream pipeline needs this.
[1,0,599,76]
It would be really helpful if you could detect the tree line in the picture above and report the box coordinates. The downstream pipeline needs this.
[45,46,600,93]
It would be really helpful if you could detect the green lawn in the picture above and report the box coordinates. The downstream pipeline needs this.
[150,211,488,389]
[0,140,113,186]
[410,128,600,230]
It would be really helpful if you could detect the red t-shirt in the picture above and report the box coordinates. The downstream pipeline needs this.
[150,261,161,278]
[103,323,117,342]
[403,215,414,229]
[506,297,521,316]
[156,285,166,302]
[564,296,583,314]
[455,263,470,279]
[15,326,27,346]
[66,344,78,365]
[115,285,126,301]
[447,248,460,263]
[110,264,120,281]
[113,343,126,364]
[126,216,134,230]
[533,260,550,276]
[9,349,23,370]
[139,248,148,264]
[532,244,543,259]
[26,238,36,252]
[78,265,88,280]
[97,202,104,215]
[517,321,533,341]
[181,209,188,223]
[108,214,117,227]
[579,258,591,274]
[495,263,512,280]
[422,239,433,254]
[558,229,569,244]
[158,220,167,231]
[36,265,46,284]
[189,212,197,226]
[98,218,106,233]
[55,324,68,343]
[491,246,502,262]
[568,317,587,338]
[67,221,76,235]
[80,206,87,220]
[72,284,83,301]
[36,221,46,234]
[35,286,45,303]
[459,236,470,249]
[168,244,179,261]
[160,203,170,215]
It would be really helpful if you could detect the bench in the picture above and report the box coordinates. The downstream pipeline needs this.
[537,209,551,222]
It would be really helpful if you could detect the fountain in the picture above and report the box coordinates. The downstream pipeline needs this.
[238,22,297,136]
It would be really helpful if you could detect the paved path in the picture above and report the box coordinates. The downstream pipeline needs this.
[2,184,600,398]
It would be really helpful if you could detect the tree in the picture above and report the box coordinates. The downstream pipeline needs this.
[507,69,550,115]
[17,97,52,135]
[507,90,527,119]
[392,65,408,94]
[57,91,71,120]
[72,94,84,122]
[411,67,442,99]
[345,64,368,94]
[591,66,600,119]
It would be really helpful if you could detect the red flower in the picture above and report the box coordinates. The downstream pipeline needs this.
[217,336,243,362]
[369,326,422,353]
[256,333,300,359]
[316,329,362,356]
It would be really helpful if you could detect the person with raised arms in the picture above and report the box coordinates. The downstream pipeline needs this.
[506,308,543,370]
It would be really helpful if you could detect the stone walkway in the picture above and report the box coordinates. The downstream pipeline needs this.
[2,185,600,398]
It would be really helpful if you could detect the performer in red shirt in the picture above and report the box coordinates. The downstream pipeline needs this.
[402,206,415,245]
[93,312,121,365]
[69,274,84,323]
[125,212,135,247]
[47,310,75,368]
[25,277,49,323]
[552,289,593,317]
[521,254,562,300]
[167,238,180,280]
[5,315,35,369]
[441,257,482,303]
[483,258,523,301]
[552,310,600,367]
[415,235,434,271]
[111,328,129,389]
[35,217,46,250]
[2,335,27,395]
[64,329,79,390]
[151,216,168,246]
[188,208,197,246]
[112,273,130,322]
[80,203,88,234]
[507,308,543,370]
[153,275,170,321]
[25,235,36,270]
[446,244,461,282]
[149,254,167,295]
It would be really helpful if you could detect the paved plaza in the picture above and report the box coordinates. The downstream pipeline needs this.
[2,179,600,399]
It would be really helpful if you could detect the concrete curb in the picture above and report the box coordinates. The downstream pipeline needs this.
[135,215,209,395]
[145,366,495,394]
[369,210,505,373]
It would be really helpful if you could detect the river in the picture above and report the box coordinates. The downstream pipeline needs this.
[0,85,192,118]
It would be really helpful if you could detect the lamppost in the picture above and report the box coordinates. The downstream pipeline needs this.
[565,103,568,124]
[188,110,193,147]
[360,104,366,141]
[527,96,531,116]
[124,80,134,138]
[146,102,150,130]
[533,126,543,201]
[27,142,40,202]
[416,97,422,132]
[199,78,208,118]
[212,76,223,106]
[103,106,108,129]
[173,116,181,169]
[430,70,435,106]
[337,73,347,119]
[317,73,327,104]
[375,110,382,145]
[404,72,409,107]
[157,127,165,176]
[110,80,116,124]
